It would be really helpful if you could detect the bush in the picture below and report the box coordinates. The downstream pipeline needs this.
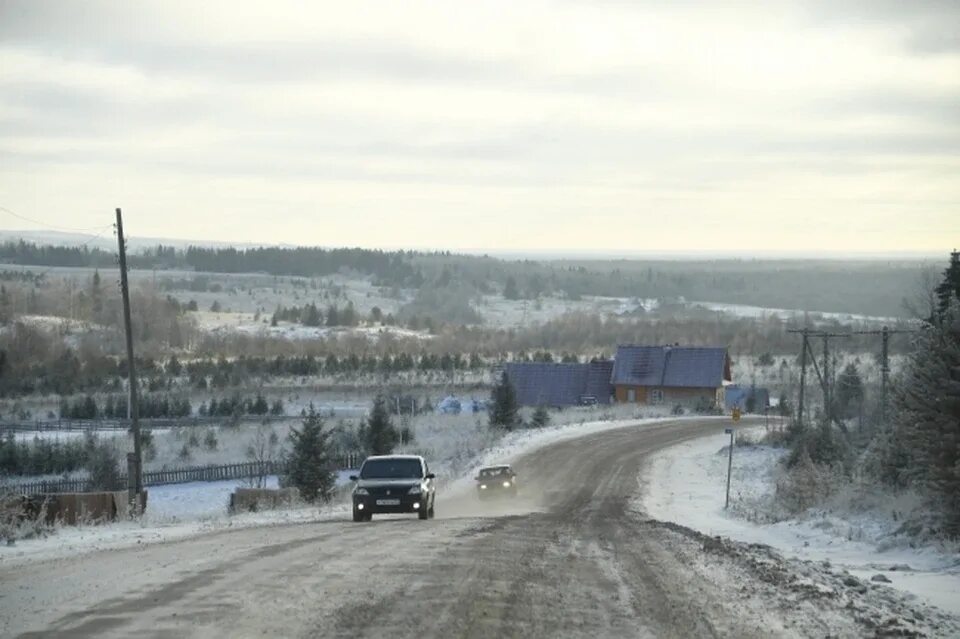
[0,492,51,544]
[775,450,844,514]
[86,443,122,491]
[530,405,550,428]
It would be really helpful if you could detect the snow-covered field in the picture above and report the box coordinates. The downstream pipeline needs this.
[639,429,960,615]
[688,300,899,324]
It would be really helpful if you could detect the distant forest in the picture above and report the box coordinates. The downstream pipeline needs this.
[0,240,935,317]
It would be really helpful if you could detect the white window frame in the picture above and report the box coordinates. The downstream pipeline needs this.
[627,388,637,403]
[650,389,664,404]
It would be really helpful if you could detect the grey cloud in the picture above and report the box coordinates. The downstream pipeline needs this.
[812,88,960,124]
[0,82,215,137]
[800,0,960,54]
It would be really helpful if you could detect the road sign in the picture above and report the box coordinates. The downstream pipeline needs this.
[724,427,733,434]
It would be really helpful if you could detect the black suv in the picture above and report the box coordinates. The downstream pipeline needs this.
[350,455,436,522]
[475,464,518,499]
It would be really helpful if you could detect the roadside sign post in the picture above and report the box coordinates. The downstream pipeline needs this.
[724,427,734,510]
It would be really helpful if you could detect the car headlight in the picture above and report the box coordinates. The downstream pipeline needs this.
[480,484,487,490]
[408,485,422,495]
[502,481,511,488]
[354,488,368,496]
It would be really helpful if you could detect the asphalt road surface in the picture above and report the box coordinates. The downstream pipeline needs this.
[0,419,938,638]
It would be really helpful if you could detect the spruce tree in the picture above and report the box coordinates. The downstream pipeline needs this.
[503,276,520,301]
[531,405,550,428]
[285,404,336,502]
[890,298,960,534]
[489,371,519,430]
[836,363,864,419]
[934,249,960,321]
[363,395,399,454]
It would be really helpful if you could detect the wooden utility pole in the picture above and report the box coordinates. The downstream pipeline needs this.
[116,208,143,511]
[789,329,849,429]
[852,326,914,428]
[822,334,831,423]
[788,328,809,430]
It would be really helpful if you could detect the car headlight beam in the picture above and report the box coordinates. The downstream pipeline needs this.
[503,481,511,488]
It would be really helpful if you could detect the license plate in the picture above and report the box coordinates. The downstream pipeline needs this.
[376,499,400,506]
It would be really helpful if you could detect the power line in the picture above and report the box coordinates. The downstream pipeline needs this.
[0,205,113,234]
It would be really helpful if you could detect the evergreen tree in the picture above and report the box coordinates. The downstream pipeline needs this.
[301,303,322,327]
[888,298,960,534]
[326,304,340,327]
[251,393,269,415]
[285,404,336,502]
[489,371,519,430]
[531,405,550,428]
[87,443,121,491]
[0,285,10,324]
[933,249,960,322]
[503,276,520,301]
[836,363,864,419]
[340,302,357,326]
[363,395,399,454]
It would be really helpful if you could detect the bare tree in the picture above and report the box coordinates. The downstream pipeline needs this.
[244,421,282,488]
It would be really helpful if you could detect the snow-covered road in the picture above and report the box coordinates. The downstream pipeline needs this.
[2,418,956,638]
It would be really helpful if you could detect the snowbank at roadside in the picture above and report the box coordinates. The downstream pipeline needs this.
[638,430,960,615]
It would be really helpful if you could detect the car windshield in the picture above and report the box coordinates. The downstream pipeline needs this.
[360,458,423,479]
[480,467,509,478]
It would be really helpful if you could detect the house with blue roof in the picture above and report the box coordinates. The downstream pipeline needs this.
[610,345,731,408]
[503,345,732,409]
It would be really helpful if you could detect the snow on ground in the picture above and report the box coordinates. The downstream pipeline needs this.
[0,471,358,568]
[146,471,355,520]
[688,300,899,324]
[194,311,431,342]
[0,408,680,567]
[639,428,960,615]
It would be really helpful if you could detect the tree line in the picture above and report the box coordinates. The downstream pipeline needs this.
[0,239,934,317]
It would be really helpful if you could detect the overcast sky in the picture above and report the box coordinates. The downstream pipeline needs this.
[0,0,957,255]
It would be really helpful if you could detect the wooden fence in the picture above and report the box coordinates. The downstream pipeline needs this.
[0,415,296,434]
[2,452,363,496]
